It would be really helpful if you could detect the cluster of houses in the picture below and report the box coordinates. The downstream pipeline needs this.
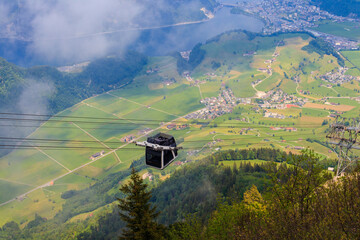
[146,67,160,74]
[270,126,297,131]
[264,111,285,119]
[185,88,247,120]
[308,29,359,51]
[121,135,136,143]
[119,128,153,143]
[204,72,217,77]
[138,128,152,135]
[180,50,191,61]
[319,67,360,85]
[258,89,307,109]
[89,150,105,160]
[243,51,257,57]
[257,67,272,75]
[232,0,359,50]
[166,123,189,130]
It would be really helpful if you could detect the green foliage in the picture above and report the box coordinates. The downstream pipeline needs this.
[0,52,147,115]
[118,168,163,240]
[208,148,290,163]
[211,61,221,70]
[312,0,360,18]
[151,150,275,225]
[81,52,147,90]
[167,215,203,240]
[189,43,206,68]
[0,58,25,105]
[302,38,344,66]
[60,190,77,199]
[0,221,23,240]
[25,214,46,230]
[175,43,206,74]
[3,149,346,239]
[170,150,360,239]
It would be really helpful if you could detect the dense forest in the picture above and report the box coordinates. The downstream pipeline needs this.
[312,0,360,18]
[175,43,206,74]
[0,148,290,239]
[2,148,354,239]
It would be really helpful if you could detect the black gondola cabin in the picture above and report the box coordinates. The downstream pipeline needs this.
[145,133,178,169]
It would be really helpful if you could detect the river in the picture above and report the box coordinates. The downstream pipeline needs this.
[0,7,264,66]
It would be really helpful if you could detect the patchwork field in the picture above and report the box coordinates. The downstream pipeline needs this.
[341,51,360,69]
[1,32,359,227]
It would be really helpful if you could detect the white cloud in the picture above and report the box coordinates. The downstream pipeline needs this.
[25,0,143,63]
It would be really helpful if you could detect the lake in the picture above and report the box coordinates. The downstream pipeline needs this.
[0,7,263,66]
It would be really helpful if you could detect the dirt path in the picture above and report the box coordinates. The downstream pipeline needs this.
[252,45,278,98]
[71,122,122,163]
[107,93,180,118]
[33,146,71,172]
[0,178,35,187]
[0,108,201,207]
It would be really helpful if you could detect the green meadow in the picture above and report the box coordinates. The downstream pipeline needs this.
[1,32,359,226]
[311,21,360,41]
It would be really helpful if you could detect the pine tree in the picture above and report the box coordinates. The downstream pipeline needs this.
[118,168,163,240]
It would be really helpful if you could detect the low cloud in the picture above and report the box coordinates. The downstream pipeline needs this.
[17,79,54,115]
[0,80,55,156]
[24,0,143,64]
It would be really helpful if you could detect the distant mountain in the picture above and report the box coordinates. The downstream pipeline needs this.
[312,0,360,18]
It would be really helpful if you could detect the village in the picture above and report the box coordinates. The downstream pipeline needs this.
[258,89,307,109]
[319,67,360,85]
[185,87,251,120]
[229,0,360,50]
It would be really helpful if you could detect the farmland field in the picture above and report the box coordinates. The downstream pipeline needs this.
[311,21,360,40]
[341,51,360,69]
[1,32,358,227]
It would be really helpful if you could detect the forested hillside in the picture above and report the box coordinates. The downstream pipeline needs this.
[0,58,25,107]
[312,0,360,18]
[3,148,358,239]
[0,51,147,115]
[0,148,288,239]
[0,52,147,158]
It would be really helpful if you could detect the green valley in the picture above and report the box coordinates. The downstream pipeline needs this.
[0,30,359,238]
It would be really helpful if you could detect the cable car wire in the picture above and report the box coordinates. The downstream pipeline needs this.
[0,112,327,127]
[0,142,266,151]
[0,131,324,146]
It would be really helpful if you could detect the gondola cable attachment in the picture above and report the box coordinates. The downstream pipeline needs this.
[134,133,183,170]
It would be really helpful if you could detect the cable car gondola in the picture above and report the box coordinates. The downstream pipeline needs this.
[135,133,182,170]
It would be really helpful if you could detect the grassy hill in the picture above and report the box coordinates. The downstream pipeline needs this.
[0,31,359,230]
